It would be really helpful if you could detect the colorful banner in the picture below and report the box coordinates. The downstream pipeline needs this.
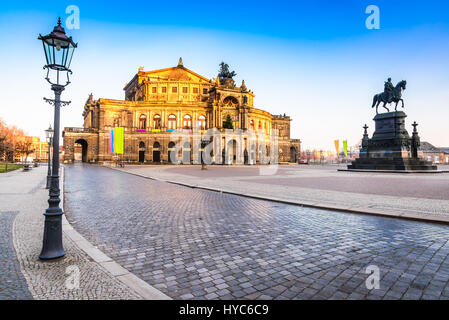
[109,130,114,154]
[343,140,348,157]
[334,140,339,156]
[113,127,124,154]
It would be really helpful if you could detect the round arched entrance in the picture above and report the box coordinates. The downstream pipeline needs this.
[168,142,176,163]
[74,139,88,163]
[244,149,249,164]
[138,142,145,163]
[153,142,161,163]
[226,139,238,164]
[250,144,256,165]
[182,141,190,164]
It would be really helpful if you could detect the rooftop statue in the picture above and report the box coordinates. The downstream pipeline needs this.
[371,78,407,114]
[218,62,236,81]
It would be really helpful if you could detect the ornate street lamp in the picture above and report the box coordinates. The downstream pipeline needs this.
[39,17,77,76]
[45,125,54,189]
[38,18,77,260]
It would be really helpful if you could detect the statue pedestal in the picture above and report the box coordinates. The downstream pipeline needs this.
[347,111,437,171]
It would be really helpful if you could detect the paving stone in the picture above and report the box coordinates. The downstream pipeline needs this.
[2,166,142,300]
[0,212,32,300]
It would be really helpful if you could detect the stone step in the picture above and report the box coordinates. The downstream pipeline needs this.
[349,157,437,171]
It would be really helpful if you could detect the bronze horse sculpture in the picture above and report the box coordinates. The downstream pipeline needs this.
[372,80,407,114]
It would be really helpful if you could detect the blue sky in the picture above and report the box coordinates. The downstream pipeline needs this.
[0,0,448,150]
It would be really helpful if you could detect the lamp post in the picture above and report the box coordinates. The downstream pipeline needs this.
[201,139,208,170]
[38,17,77,260]
[45,125,54,189]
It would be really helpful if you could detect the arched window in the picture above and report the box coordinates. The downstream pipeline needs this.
[168,114,177,130]
[223,96,239,107]
[153,114,161,129]
[250,120,255,131]
[139,114,146,129]
[183,115,192,129]
[198,115,206,130]
[258,121,262,131]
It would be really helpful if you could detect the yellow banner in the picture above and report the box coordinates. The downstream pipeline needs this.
[113,127,124,154]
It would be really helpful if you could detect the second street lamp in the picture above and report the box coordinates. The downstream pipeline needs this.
[45,125,54,189]
[38,17,77,260]
[201,139,208,170]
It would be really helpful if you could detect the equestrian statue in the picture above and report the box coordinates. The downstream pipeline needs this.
[372,78,407,114]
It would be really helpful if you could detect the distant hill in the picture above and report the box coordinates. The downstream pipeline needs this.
[421,142,449,153]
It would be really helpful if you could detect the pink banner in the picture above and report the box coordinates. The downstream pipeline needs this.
[109,130,114,153]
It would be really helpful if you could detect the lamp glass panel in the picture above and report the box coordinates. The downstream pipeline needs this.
[66,45,75,69]
[43,42,54,65]
[54,43,64,67]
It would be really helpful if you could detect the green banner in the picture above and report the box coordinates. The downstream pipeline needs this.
[343,140,348,157]
[113,127,124,154]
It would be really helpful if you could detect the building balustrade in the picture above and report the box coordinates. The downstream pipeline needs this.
[98,98,209,107]
[64,127,98,133]
[65,126,272,136]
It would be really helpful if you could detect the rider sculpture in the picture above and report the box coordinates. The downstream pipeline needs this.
[384,78,394,103]
[372,77,407,114]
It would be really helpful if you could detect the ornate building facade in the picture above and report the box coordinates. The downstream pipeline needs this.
[63,59,301,164]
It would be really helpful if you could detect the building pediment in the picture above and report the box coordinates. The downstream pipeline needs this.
[142,66,211,83]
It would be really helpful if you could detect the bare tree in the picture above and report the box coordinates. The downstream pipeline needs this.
[15,138,34,164]
[1,119,26,162]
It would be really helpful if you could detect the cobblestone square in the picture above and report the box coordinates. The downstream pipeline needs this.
[64,165,449,300]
